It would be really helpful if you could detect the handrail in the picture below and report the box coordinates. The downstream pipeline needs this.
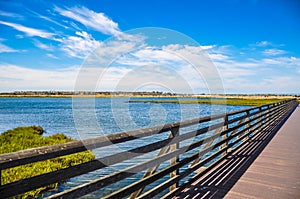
[0,99,289,168]
[0,99,298,198]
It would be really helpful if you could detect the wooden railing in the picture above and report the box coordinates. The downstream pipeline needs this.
[0,99,298,198]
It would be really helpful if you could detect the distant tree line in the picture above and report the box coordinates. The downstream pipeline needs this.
[0,91,299,97]
[0,91,189,96]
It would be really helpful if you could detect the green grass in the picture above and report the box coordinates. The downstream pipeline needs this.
[129,98,282,106]
[0,126,95,198]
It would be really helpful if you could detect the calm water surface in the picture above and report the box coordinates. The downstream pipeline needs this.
[0,97,248,198]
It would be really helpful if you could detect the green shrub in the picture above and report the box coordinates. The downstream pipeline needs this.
[0,126,95,198]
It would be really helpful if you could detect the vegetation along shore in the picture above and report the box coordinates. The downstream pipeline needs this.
[0,91,299,100]
[0,126,95,198]
[128,98,295,106]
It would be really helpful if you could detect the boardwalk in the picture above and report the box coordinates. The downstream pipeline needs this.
[226,105,300,199]
[178,105,300,199]
[0,100,297,198]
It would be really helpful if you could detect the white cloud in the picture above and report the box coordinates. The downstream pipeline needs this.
[33,40,54,51]
[262,56,300,68]
[254,41,272,47]
[0,42,20,53]
[0,62,184,92]
[30,10,70,30]
[73,42,217,93]
[2,39,300,94]
[95,64,197,93]
[114,44,220,92]
[85,36,146,66]
[1,13,299,95]
[225,76,300,94]
[0,10,23,19]
[262,58,281,65]
[208,53,230,61]
[0,20,55,39]
[218,56,300,93]
[263,48,286,56]
[70,21,82,30]
[60,31,102,58]
[0,64,78,91]
[130,47,182,63]
[55,6,121,36]
[200,45,216,50]
[46,53,59,59]
[160,44,224,93]
[180,43,300,93]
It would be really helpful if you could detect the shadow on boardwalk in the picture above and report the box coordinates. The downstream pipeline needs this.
[177,109,294,199]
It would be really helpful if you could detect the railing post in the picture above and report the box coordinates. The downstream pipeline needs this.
[170,126,179,191]
[255,107,263,134]
[264,104,271,127]
[245,110,251,141]
[221,115,228,157]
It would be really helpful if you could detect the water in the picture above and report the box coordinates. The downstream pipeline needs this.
[0,97,248,198]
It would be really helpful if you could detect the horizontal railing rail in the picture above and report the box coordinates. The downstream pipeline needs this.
[0,99,298,199]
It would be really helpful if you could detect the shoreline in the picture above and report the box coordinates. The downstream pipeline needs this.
[0,92,298,100]
[128,98,286,106]
[1,93,298,106]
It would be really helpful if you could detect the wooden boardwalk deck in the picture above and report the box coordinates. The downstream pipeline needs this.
[177,105,300,199]
[1,100,297,198]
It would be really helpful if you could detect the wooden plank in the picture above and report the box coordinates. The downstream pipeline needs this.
[163,105,289,199]
[106,109,285,199]
[226,107,300,199]
[106,121,259,199]
[0,159,105,198]
[0,116,216,169]
[48,143,184,199]
[139,137,234,199]
[170,100,297,199]
[143,146,231,199]
[0,140,86,169]
[47,128,233,199]
[170,127,179,191]
[222,115,229,157]
[129,143,170,199]
[1,135,185,197]
[190,125,224,168]
[103,143,218,199]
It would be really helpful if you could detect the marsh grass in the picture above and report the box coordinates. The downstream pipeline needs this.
[0,126,95,198]
[128,98,282,106]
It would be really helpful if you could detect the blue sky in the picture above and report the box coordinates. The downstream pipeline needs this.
[0,0,299,94]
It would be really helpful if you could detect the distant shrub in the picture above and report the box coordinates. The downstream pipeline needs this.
[0,126,95,198]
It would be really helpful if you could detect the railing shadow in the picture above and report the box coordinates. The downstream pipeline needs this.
[177,106,296,199]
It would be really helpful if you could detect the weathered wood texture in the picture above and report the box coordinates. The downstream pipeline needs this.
[225,104,300,199]
[171,102,300,199]
[0,99,297,199]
